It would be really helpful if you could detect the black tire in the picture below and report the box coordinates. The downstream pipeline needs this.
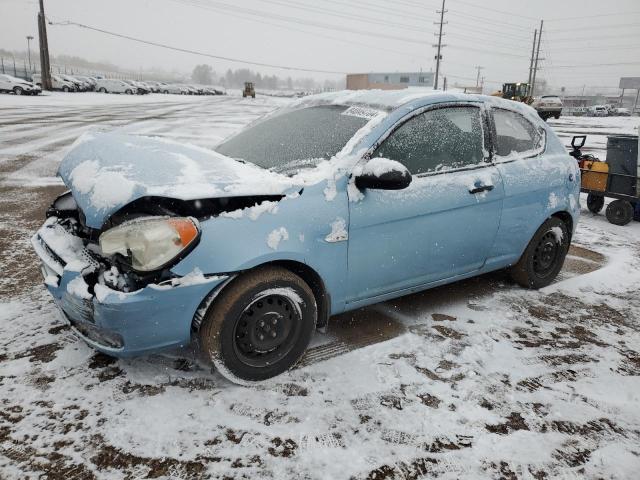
[510,217,570,289]
[554,113,561,119]
[98,87,107,93]
[13,86,24,95]
[62,86,69,92]
[200,265,317,384]
[125,89,132,95]
[163,90,169,94]
[605,200,634,226]
[586,194,604,214]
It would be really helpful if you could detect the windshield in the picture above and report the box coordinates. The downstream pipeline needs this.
[215,105,371,171]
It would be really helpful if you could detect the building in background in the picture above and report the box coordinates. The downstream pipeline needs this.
[347,72,434,90]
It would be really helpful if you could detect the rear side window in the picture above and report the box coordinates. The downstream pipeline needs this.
[374,106,485,174]
[493,109,544,157]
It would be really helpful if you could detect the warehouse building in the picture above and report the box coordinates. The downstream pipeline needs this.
[347,72,435,90]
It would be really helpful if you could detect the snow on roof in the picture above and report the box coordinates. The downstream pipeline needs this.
[291,88,460,111]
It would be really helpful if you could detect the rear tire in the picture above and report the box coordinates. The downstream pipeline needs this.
[606,200,634,226]
[200,266,317,384]
[510,217,570,289]
[586,194,604,214]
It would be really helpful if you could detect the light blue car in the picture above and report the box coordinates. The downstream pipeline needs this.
[33,90,580,383]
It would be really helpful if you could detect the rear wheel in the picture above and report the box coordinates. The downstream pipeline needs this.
[586,194,604,214]
[606,200,634,226]
[510,217,570,289]
[200,266,317,384]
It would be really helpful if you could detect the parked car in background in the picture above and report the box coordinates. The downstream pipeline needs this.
[143,81,162,93]
[0,74,41,95]
[532,95,563,120]
[32,74,76,92]
[614,107,631,116]
[590,105,608,117]
[73,75,97,91]
[131,81,151,94]
[33,91,579,384]
[59,74,88,92]
[166,84,189,95]
[95,78,135,94]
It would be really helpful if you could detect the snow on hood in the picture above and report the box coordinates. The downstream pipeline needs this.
[57,132,295,229]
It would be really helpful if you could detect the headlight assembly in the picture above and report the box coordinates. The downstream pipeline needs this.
[99,217,200,272]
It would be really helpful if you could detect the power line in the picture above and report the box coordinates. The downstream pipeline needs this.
[49,20,348,74]
[169,0,428,45]
[546,10,640,21]
[254,0,428,33]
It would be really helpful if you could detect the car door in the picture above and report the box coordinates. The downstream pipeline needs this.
[0,75,9,91]
[488,107,567,264]
[347,103,505,304]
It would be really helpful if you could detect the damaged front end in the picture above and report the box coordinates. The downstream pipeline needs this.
[32,191,233,356]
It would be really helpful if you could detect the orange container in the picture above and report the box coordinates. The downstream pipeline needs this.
[581,160,609,192]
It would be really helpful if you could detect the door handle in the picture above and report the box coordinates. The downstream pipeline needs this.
[469,184,494,194]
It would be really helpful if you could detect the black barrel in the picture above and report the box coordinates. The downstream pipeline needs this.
[606,134,638,197]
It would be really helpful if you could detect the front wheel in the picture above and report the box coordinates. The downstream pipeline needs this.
[62,86,70,92]
[200,266,317,384]
[510,217,570,289]
[606,200,634,226]
[586,194,604,214]
[13,86,24,95]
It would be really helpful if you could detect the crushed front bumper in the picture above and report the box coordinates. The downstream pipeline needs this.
[32,218,228,357]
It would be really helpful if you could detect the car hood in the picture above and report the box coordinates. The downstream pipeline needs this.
[58,132,296,229]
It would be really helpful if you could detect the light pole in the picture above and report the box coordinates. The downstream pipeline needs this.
[26,35,34,72]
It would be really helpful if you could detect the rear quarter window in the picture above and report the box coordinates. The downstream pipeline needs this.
[492,108,544,158]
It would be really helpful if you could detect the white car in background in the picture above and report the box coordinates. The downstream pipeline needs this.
[614,107,631,116]
[166,84,189,95]
[532,95,563,120]
[590,105,608,117]
[32,74,76,92]
[95,79,136,94]
[0,74,41,95]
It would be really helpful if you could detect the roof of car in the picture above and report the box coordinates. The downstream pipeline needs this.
[289,88,538,113]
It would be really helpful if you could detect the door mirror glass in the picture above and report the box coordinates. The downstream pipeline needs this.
[355,158,412,190]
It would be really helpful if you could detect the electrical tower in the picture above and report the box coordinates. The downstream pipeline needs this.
[433,0,447,90]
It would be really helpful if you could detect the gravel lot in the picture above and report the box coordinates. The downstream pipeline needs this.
[1,93,639,479]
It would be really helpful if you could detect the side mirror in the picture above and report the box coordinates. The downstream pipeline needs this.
[355,157,412,191]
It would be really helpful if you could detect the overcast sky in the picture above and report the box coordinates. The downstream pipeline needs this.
[1,0,639,93]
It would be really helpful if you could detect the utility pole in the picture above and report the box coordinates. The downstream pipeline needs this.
[475,65,484,88]
[527,29,537,94]
[37,0,52,90]
[530,20,543,98]
[26,36,34,72]
[433,0,447,90]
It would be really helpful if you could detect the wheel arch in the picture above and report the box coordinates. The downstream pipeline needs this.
[191,260,331,334]
[551,210,574,241]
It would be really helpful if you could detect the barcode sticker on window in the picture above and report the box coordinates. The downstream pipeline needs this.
[341,106,382,119]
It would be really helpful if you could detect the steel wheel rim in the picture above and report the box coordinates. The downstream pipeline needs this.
[232,294,301,368]
[533,231,560,277]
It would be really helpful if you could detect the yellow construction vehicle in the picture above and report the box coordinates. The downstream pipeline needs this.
[491,83,532,104]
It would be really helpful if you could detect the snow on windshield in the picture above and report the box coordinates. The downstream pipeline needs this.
[215,105,374,172]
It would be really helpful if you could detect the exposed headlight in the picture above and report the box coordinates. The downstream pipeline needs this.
[99,217,199,272]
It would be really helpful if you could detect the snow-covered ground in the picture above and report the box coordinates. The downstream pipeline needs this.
[1,94,640,479]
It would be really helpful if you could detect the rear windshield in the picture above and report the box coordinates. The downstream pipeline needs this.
[215,105,371,172]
